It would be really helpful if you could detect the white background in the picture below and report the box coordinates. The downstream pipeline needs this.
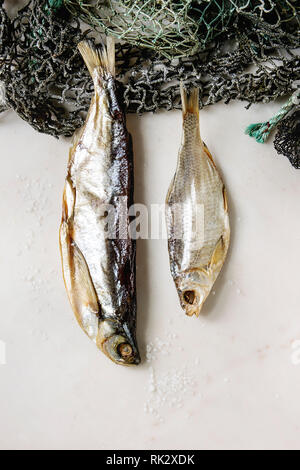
[1,0,300,452]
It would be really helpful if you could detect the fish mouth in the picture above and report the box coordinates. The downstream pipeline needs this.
[97,319,140,366]
[184,303,203,317]
[180,287,209,317]
[102,337,140,366]
[183,290,196,306]
[116,341,141,366]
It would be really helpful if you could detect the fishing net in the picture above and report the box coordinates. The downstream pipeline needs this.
[0,0,299,138]
[64,0,300,59]
[0,2,11,113]
[64,0,238,59]
[0,0,92,136]
[274,109,300,169]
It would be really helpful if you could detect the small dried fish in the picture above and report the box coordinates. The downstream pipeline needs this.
[59,39,140,365]
[166,85,230,316]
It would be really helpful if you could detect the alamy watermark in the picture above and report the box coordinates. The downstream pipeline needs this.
[99,198,205,250]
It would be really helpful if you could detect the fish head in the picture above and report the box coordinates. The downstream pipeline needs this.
[97,319,140,366]
[176,269,213,317]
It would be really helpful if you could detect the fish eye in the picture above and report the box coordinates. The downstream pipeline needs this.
[183,290,196,305]
[118,343,133,359]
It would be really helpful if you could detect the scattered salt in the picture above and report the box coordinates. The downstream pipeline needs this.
[146,332,179,363]
[144,366,196,422]
[16,175,53,226]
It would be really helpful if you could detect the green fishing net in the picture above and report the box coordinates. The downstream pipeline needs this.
[0,0,299,139]
[64,0,300,59]
[64,0,237,59]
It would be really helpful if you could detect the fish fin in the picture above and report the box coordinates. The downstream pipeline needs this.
[60,180,100,342]
[223,187,229,213]
[60,221,100,341]
[165,175,175,204]
[180,83,199,117]
[62,176,76,222]
[210,236,227,271]
[78,37,115,78]
[203,142,217,169]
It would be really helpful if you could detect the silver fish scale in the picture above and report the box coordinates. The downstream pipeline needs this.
[167,112,226,274]
[70,82,123,319]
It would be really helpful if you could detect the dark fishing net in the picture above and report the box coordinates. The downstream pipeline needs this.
[0,0,92,136]
[274,109,300,169]
[0,0,299,138]
[0,1,12,113]
[0,1,11,56]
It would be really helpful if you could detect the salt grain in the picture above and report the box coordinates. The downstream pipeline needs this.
[146,332,179,363]
[144,367,196,422]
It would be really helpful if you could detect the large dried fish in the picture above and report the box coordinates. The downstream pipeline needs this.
[166,86,230,316]
[59,39,140,365]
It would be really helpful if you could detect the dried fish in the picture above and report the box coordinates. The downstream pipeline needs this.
[166,85,230,316]
[59,39,140,365]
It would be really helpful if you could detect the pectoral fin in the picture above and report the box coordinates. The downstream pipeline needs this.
[210,236,227,272]
[203,143,217,170]
[59,221,100,342]
[223,187,228,213]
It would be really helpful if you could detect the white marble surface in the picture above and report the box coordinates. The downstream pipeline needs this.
[0,98,300,450]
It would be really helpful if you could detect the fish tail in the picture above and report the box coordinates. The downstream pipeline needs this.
[180,83,199,117]
[78,37,115,79]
